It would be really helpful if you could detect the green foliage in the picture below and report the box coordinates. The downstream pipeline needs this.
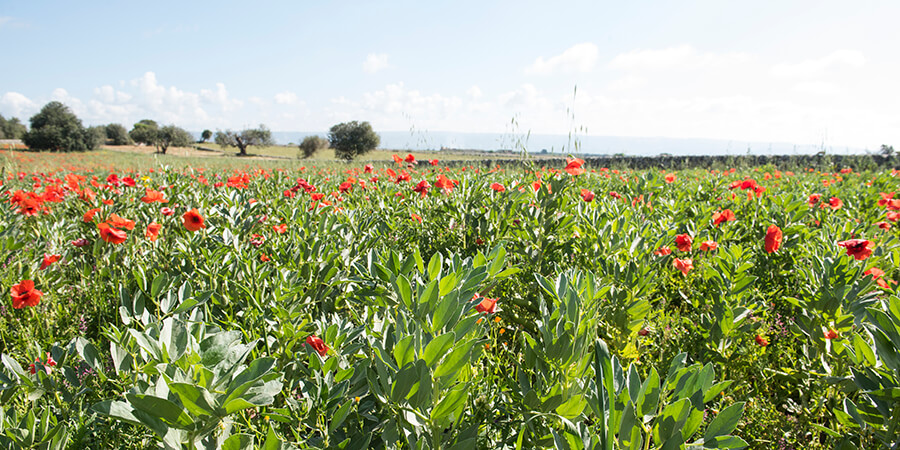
[105,123,132,145]
[299,135,329,159]
[157,125,193,154]
[129,119,159,147]
[0,114,27,140]
[200,129,212,143]
[215,125,274,156]
[21,101,92,152]
[0,161,898,448]
[328,121,380,161]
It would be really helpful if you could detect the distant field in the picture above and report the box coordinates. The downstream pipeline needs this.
[0,146,541,173]
[192,143,557,161]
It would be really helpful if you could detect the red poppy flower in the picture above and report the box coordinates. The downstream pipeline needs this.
[272,224,287,234]
[40,253,60,270]
[712,209,736,226]
[413,180,431,197]
[83,208,102,223]
[391,154,403,165]
[364,164,374,173]
[889,212,900,222]
[141,189,168,203]
[429,159,439,166]
[675,234,693,252]
[490,183,506,192]
[876,221,891,230]
[564,157,585,176]
[305,335,329,356]
[808,194,821,206]
[664,173,676,183]
[638,328,650,336]
[580,189,595,202]
[145,223,162,241]
[435,174,455,193]
[699,240,718,251]
[160,207,174,216]
[653,246,672,256]
[828,197,843,210]
[837,239,874,260]
[11,279,43,309]
[183,209,206,232]
[824,329,838,340]
[404,154,416,164]
[673,258,693,276]
[260,253,270,262]
[473,294,499,314]
[106,213,135,230]
[609,191,622,200]
[410,213,423,223]
[71,238,89,247]
[765,225,783,253]
[98,223,127,244]
[755,334,769,347]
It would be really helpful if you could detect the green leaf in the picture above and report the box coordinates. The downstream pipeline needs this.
[428,253,443,281]
[395,275,413,310]
[393,335,416,368]
[701,435,749,449]
[704,402,744,441]
[434,342,472,379]
[166,382,214,417]
[423,333,456,367]
[431,386,468,422]
[653,398,691,445]
[330,400,353,432]
[555,394,586,420]
[125,394,194,430]
[637,368,661,418]
[223,434,254,450]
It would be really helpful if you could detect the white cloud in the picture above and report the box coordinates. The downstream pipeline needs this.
[274,91,298,105]
[0,92,38,118]
[466,86,482,100]
[793,81,841,96]
[363,53,390,74]
[526,43,599,75]
[770,49,866,79]
[0,17,13,28]
[609,45,751,71]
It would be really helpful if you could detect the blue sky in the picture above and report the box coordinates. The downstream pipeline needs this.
[1,1,897,149]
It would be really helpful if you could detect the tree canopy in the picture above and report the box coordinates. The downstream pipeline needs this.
[22,101,94,152]
[328,121,380,161]
[129,120,159,147]
[200,130,212,143]
[298,135,329,159]
[157,125,193,154]
[0,114,27,140]
[105,123,132,145]
[214,125,274,156]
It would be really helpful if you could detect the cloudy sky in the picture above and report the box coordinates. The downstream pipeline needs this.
[1,0,897,149]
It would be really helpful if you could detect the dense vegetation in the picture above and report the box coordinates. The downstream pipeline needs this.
[0,153,899,449]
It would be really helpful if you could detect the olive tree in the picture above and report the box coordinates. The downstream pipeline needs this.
[0,114,27,140]
[129,120,159,147]
[157,125,193,154]
[105,123,132,145]
[200,129,212,143]
[215,125,274,156]
[22,101,92,152]
[328,121,380,161]
[298,135,329,159]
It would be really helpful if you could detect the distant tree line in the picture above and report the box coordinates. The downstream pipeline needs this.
[3,100,388,160]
